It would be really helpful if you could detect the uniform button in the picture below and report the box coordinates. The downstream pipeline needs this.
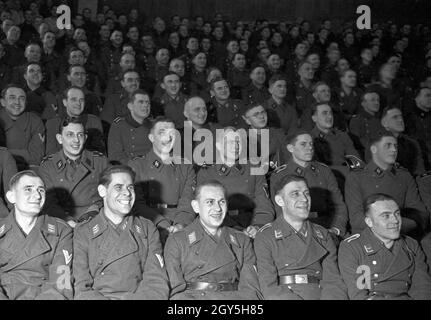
[287,285,292,290]
[132,137,135,140]
[60,179,63,182]
[374,283,378,286]
[372,261,377,265]
[405,282,409,287]
[200,292,205,296]
[101,272,105,276]
[374,274,379,278]
[195,251,199,255]
[316,271,320,274]
[198,265,203,269]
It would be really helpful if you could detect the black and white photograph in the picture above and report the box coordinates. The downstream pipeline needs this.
[0,0,431,308]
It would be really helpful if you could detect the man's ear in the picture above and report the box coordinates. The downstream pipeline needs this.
[6,190,15,205]
[370,144,377,155]
[67,74,71,83]
[364,215,373,228]
[56,133,63,145]
[191,199,200,214]
[286,143,294,153]
[242,115,251,126]
[161,82,166,90]
[97,185,107,198]
[62,98,67,107]
[0,98,5,107]
[274,194,284,208]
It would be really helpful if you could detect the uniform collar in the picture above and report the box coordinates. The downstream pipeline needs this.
[52,149,93,172]
[125,112,151,128]
[359,107,377,119]
[0,210,59,238]
[311,126,335,138]
[360,227,387,255]
[215,162,244,175]
[366,160,396,176]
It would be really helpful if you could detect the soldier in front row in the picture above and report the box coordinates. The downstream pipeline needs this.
[73,165,169,300]
[164,180,262,299]
[254,174,347,300]
[0,170,73,300]
[339,194,431,300]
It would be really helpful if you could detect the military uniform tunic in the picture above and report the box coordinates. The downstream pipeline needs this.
[107,115,152,165]
[0,109,45,170]
[0,212,73,300]
[164,218,261,300]
[270,160,348,236]
[262,97,298,135]
[254,217,347,300]
[73,210,169,300]
[339,228,431,299]
[345,161,429,235]
[39,150,109,221]
[0,148,17,218]
[128,150,196,230]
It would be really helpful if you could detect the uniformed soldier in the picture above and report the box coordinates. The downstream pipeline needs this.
[39,117,109,227]
[310,102,361,180]
[104,53,136,96]
[73,165,169,300]
[45,86,105,156]
[349,90,383,161]
[404,87,431,171]
[101,69,140,129]
[366,63,401,110]
[262,75,298,135]
[381,106,425,176]
[197,127,275,238]
[154,72,188,127]
[345,130,429,237]
[207,78,246,128]
[241,103,287,166]
[294,61,315,117]
[108,89,152,165]
[334,69,362,121]
[164,180,262,299]
[0,84,45,170]
[0,170,73,300]
[339,194,431,299]
[254,174,347,300]
[227,53,250,99]
[128,117,196,241]
[181,96,220,167]
[0,147,17,218]
[354,47,376,87]
[270,130,348,237]
[241,66,270,106]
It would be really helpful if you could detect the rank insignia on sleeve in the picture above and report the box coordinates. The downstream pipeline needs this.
[92,224,100,235]
[188,231,196,244]
[155,253,164,268]
[63,249,72,265]
[0,224,5,235]
[38,133,45,143]
[135,224,142,233]
[364,245,374,254]
[230,234,239,247]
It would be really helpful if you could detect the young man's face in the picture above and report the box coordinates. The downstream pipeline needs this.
[250,67,266,85]
[63,88,85,117]
[192,185,227,232]
[161,74,180,96]
[365,200,401,242]
[169,60,185,77]
[371,136,398,166]
[121,72,140,93]
[7,175,46,217]
[275,180,311,222]
[67,66,86,88]
[243,105,267,129]
[57,122,87,159]
[24,64,43,86]
[269,80,287,100]
[99,172,136,217]
[312,104,333,131]
[382,108,405,134]
[287,134,314,163]
[211,80,230,101]
[128,93,151,120]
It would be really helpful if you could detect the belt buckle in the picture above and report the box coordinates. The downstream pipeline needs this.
[157,203,167,209]
[295,274,308,284]
[207,283,219,291]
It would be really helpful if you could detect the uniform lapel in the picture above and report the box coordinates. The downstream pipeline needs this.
[378,239,413,282]
[2,214,51,272]
[295,222,328,267]
[69,150,92,192]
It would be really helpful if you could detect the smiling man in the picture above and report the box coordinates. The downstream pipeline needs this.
[73,165,169,300]
[164,180,261,299]
[339,194,431,300]
[0,170,73,300]
[254,174,347,300]
[108,89,152,164]
[345,130,429,237]
[39,117,108,227]
[45,86,105,155]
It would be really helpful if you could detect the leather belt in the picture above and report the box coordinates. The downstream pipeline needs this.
[279,274,320,285]
[147,202,177,209]
[186,281,239,292]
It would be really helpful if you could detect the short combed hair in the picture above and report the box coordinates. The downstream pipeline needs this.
[193,180,227,200]
[286,129,312,145]
[1,83,25,98]
[67,63,85,76]
[268,74,287,88]
[121,68,140,81]
[310,101,331,116]
[24,62,43,75]
[380,105,402,120]
[129,89,150,103]
[209,77,227,91]
[63,85,84,100]
[162,71,180,83]
[9,170,42,191]
[58,116,85,134]
[273,174,308,196]
[363,193,397,216]
[311,81,329,94]
[99,165,136,187]
[369,129,395,146]
[150,116,175,132]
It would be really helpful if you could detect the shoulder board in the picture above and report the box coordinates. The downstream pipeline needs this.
[273,164,287,175]
[344,233,360,243]
[315,161,328,168]
[113,117,124,124]
[351,114,358,118]
[41,154,54,164]
[92,151,105,157]
[258,223,272,233]
[419,171,431,179]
